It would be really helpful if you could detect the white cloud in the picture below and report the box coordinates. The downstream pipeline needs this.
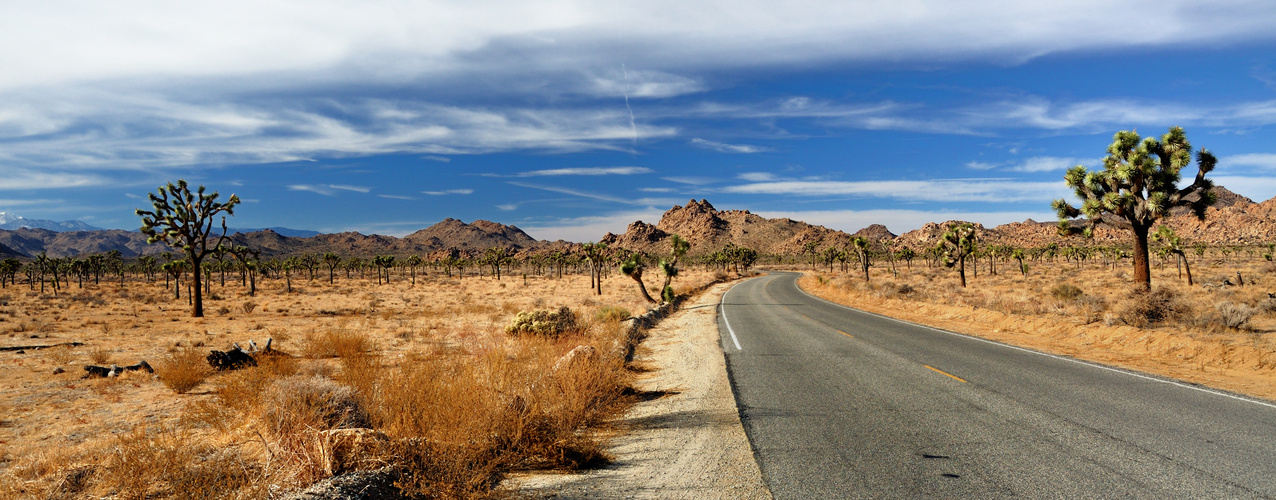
[589,69,705,98]
[288,184,369,196]
[377,194,415,200]
[691,138,767,154]
[509,181,678,206]
[519,208,667,242]
[754,208,1059,235]
[722,179,1069,203]
[969,156,1092,173]
[509,167,653,177]
[738,172,780,182]
[1208,175,1276,203]
[1223,153,1276,170]
[0,168,103,190]
[422,189,474,195]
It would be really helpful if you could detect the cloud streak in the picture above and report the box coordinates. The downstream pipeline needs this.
[723,179,1069,203]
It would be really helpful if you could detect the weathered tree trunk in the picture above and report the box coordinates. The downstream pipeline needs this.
[1132,224,1152,291]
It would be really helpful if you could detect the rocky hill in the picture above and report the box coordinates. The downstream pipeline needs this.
[0,219,569,259]
[6,186,1276,260]
[600,199,853,255]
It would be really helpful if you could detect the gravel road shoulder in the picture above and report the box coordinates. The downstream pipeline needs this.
[505,281,770,499]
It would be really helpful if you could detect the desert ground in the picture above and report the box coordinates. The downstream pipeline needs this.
[797,252,1276,402]
[0,265,722,498]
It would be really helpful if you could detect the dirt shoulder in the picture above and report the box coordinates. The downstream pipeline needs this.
[506,281,769,499]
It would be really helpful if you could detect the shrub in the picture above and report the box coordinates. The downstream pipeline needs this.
[1215,301,1257,330]
[594,306,631,323]
[505,307,579,338]
[1050,283,1084,301]
[303,327,373,358]
[262,375,370,436]
[155,347,212,394]
[88,347,112,365]
[241,301,257,314]
[1117,288,1192,328]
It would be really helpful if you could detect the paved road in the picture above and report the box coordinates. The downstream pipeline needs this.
[719,272,1276,499]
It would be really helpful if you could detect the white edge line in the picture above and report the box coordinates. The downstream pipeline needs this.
[720,279,746,351]
[786,272,1276,411]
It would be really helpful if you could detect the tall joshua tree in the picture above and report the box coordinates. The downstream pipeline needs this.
[1053,127,1215,290]
[323,252,342,284]
[136,180,239,317]
[938,222,977,288]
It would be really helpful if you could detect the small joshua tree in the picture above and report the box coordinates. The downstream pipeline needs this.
[938,222,977,288]
[659,234,691,302]
[136,180,239,317]
[849,236,871,282]
[323,252,342,284]
[1153,226,1193,285]
[620,251,657,304]
[1053,127,1215,290]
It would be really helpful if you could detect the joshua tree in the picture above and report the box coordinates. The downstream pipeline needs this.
[482,247,510,280]
[374,255,395,284]
[406,254,423,285]
[323,252,342,284]
[229,246,259,296]
[938,222,977,288]
[1011,248,1027,277]
[620,251,658,304]
[660,234,691,301]
[896,246,916,270]
[1053,127,1215,290]
[136,180,240,317]
[803,241,820,269]
[849,236,871,282]
[1153,226,1193,285]
[582,242,607,295]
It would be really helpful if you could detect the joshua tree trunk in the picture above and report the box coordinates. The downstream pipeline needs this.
[1132,224,1152,291]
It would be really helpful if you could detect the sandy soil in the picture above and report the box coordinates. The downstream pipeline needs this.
[507,281,770,499]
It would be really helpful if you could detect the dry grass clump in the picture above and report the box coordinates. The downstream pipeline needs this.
[155,347,212,394]
[303,325,374,358]
[1117,287,1193,328]
[1050,283,1084,301]
[98,425,263,500]
[505,306,580,338]
[1215,301,1258,330]
[594,305,631,323]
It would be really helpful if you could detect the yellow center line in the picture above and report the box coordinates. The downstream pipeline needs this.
[925,365,967,383]
[837,330,853,338]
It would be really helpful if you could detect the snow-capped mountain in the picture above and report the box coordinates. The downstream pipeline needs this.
[0,212,103,232]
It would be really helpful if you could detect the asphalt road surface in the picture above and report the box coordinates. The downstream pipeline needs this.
[719,272,1276,499]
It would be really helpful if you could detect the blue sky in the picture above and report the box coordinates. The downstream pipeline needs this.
[3,1,1276,241]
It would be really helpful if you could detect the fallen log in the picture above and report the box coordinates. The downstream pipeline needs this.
[82,361,154,379]
[1,342,85,352]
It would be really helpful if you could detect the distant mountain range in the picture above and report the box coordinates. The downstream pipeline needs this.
[0,185,1272,260]
[0,212,102,232]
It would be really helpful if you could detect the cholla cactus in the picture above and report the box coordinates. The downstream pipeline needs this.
[505,306,579,337]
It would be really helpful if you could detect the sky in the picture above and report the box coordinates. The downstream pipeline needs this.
[3,1,1276,242]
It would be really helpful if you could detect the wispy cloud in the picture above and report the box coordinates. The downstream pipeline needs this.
[1223,153,1276,170]
[422,189,474,195]
[492,167,654,178]
[691,138,768,154]
[519,208,667,242]
[377,194,415,200]
[967,156,1092,173]
[723,178,1068,203]
[509,181,677,206]
[288,184,370,196]
[754,208,1058,235]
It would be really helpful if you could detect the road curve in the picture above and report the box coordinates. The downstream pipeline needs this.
[719,272,1276,499]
